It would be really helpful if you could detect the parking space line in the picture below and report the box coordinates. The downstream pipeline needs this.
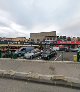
[54,54,62,61]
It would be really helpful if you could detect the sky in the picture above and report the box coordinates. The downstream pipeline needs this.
[0,0,80,38]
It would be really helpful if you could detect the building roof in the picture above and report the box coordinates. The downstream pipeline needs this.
[45,36,56,37]
[30,31,56,34]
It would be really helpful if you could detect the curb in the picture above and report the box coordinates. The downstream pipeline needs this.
[0,70,80,89]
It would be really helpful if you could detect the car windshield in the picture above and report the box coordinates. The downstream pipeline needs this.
[31,50,35,53]
[27,51,31,53]
[20,48,26,51]
[43,51,50,54]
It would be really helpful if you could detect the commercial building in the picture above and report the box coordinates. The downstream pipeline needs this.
[30,31,56,43]
[45,36,57,41]
[0,37,28,42]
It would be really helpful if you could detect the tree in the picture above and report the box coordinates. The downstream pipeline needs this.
[67,37,71,41]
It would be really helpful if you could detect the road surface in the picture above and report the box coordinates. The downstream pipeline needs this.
[0,78,79,92]
[29,51,77,61]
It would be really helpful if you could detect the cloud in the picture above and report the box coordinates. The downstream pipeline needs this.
[31,24,60,34]
[0,0,80,37]
[0,9,30,37]
[58,18,80,37]
[0,9,12,27]
[0,0,71,27]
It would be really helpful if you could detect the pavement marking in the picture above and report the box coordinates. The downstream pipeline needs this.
[54,54,62,61]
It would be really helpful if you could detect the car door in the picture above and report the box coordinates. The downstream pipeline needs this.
[33,51,37,57]
[20,48,26,56]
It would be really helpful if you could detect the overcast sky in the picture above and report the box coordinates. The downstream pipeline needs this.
[0,0,80,38]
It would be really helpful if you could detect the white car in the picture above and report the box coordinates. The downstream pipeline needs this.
[24,51,34,59]
[24,49,41,59]
[70,48,78,52]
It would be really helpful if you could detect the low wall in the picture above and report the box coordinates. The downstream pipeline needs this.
[0,58,80,79]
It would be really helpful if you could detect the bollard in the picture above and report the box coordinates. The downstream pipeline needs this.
[73,55,77,62]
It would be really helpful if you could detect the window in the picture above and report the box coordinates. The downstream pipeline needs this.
[47,38,49,40]
[31,39,34,41]
[21,48,26,51]
[37,39,40,41]
[43,39,45,41]
[50,38,52,40]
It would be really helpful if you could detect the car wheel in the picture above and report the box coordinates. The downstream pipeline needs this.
[30,56,32,59]
[32,55,33,59]
[30,56,33,59]
[18,54,21,57]
[54,54,56,57]
[47,56,50,60]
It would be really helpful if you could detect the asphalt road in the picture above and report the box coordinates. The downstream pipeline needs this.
[0,78,79,92]
[52,51,77,61]
[28,51,77,61]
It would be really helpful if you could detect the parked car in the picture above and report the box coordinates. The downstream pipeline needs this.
[70,48,78,52]
[24,49,41,59]
[59,47,66,51]
[41,49,57,60]
[59,47,70,52]
[64,47,70,52]
[14,47,34,57]
[53,47,59,51]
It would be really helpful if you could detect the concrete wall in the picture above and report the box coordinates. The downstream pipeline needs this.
[0,59,80,80]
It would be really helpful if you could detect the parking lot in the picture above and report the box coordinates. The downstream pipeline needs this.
[25,51,77,61]
[2,47,78,62]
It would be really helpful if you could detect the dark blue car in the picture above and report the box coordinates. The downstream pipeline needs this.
[14,47,34,57]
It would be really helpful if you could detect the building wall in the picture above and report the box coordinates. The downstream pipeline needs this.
[45,36,57,41]
[30,31,56,43]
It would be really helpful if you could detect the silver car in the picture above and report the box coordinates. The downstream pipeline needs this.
[24,49,41,59]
